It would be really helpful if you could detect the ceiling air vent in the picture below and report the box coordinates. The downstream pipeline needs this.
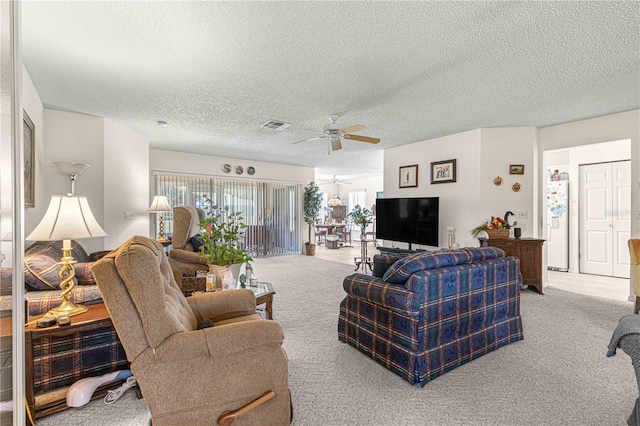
[261,119,291,131]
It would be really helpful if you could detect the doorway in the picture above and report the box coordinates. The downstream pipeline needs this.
[579,160,631,278]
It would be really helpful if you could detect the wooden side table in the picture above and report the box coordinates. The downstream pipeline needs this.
[487,237,545,294]
[24,304,128,419]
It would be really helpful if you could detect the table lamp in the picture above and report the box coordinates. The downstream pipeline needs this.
[26,194,107,317]
[148,195,172,242]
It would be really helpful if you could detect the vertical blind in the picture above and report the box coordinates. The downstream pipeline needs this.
[155,174,301,257]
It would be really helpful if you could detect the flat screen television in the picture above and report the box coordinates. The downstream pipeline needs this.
[375,197,439,247]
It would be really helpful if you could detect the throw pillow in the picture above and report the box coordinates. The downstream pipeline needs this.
[24,241,84,290]
[463,247,505,262]
[190,235,205,252]
[383,250,472,285]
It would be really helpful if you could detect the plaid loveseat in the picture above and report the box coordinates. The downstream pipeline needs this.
[338,247,524,386]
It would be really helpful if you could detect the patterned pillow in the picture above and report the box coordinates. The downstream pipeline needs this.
[24,240,90,291]
[463,247,505,262]
[383,250,472,285]
[372,253,409,278]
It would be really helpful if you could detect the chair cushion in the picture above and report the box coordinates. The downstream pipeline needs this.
[24,240,90,290]
[383,250,472,285]
[114,236,197,348]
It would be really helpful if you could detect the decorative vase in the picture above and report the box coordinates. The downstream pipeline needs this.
[485,228,510,239]
[359,223,367,240]
[208,264,229,291]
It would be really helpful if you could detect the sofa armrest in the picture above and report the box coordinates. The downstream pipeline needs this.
[187,289,257,322]
[343,273,421,315]
[145,319,284,363]
[169,248,206,265]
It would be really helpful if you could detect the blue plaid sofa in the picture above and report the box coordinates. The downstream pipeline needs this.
[338,247,524,386]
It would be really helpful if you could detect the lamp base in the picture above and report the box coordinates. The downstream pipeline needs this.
[45,300,88,318]
[155,236,167,242]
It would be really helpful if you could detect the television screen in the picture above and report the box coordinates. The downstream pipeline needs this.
[375,197,439,247]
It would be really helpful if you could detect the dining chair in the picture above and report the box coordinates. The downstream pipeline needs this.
[315,225,327,245]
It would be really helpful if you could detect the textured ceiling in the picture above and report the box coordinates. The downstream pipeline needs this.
[21,1,640,181]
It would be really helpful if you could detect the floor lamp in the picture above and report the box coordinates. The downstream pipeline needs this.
[26,195,107,317]
[148,195,172,242]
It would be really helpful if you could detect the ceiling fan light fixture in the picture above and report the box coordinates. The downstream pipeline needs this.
[331,137,342,151]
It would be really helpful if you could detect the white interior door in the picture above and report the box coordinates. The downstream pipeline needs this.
[612,161,631,278]
[579,161,631,278]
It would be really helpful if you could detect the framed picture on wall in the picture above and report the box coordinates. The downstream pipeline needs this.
[399,165,418,188]
[510,164,525,175]
[24,111,35,208]
[430,159,456,184]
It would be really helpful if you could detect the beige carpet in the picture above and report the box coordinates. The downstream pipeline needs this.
[38,254,637,425]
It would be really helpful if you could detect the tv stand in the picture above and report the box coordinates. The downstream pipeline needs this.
[377,247,426,255]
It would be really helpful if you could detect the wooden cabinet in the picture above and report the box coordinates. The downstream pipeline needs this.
[330,205,347,222]
[487,237,545,294]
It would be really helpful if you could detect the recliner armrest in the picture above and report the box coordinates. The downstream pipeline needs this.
[169,248,205,264]
[343,273,421,315]
[187,289,257,322]
[142,319,284,363]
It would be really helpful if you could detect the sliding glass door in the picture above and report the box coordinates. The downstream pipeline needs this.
[155,174,301,257]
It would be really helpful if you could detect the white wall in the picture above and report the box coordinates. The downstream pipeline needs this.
[104,119,149,248]
[22,65,45,236]
[150,149,314,185]
[384,129,483,249]
[44,110,106,253]
[539,109,640,300]
[480,127,537,237]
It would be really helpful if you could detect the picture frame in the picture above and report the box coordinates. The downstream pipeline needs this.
[510,164,524,175]
[24,111,35,208]
[399,165,418,188]
[431,159,456,184]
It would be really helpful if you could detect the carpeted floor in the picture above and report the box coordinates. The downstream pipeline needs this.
[38,255,637,425]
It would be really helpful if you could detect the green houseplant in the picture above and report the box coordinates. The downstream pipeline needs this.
[198,196,253,288]
[303,181,323,255]
[347,204,373,240]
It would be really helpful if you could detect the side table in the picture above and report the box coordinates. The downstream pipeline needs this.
[354,239,375,273]
[487,237,545,294]
[24,304,128,419]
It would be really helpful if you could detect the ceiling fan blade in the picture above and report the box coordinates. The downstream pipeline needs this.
[331,137,342,151]
[291,135,327,145]
[338,124,366,134]
[343,134,380,144]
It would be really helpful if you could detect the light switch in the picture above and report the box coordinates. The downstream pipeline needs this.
[125,211,135,220]
[517,210,529,219]
[634,210,640,220]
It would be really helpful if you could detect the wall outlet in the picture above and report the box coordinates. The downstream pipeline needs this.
[516,210,529,219]
[125,211,135,220]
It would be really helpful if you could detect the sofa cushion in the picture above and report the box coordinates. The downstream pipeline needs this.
[382,250,472,285]
[24,240,90,291]
[463,247,506,262]
[372,253,409,278]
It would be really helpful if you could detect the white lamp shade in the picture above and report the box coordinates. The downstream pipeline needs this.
[148,195,172,212]
[26,195,107,241]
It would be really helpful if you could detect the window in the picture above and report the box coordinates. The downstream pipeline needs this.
[348,190,367,217]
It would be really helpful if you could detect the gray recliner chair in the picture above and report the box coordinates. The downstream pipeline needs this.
[168,206,208,284]
[608,314,640,426]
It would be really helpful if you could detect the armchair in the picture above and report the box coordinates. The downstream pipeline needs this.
[92,235,291,425]
[629,239,640,314]
[168,205,208,284]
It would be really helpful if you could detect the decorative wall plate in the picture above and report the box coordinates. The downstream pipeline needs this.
[494,176,503,186]
[247,166,255,175]
[235,165,244,174]
[512,182,521,192]
[222,164,231,173]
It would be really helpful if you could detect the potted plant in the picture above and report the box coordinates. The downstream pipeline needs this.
[303,181,323,255]
[347,204,373,240]
[198,196,253,289]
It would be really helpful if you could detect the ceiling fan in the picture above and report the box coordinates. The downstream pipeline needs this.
[292,114,380,152]
[318,175,352,185]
